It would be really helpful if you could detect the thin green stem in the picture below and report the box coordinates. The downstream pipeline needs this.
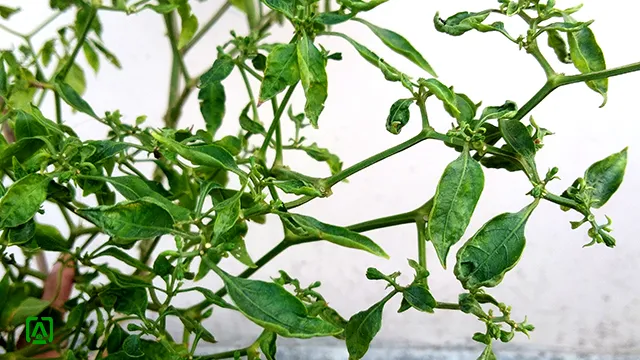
[238,66,260,122]
[542,192,585,214]
[181,1,232,54]
[164,14,190,83]
[271,99,283,166]
[435,302,461,310]
[27,12,63,38]
[239,61,264,81]
[528,42,555,78]
[416,220,427,276]
[59,8,97,79]
[0,23,25,38]
[196,348,249,360]
[259,84,297,158]
[418,98,430,130]
[244,0,258,30]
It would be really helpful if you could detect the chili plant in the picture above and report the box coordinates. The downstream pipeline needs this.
[0,0,636,359]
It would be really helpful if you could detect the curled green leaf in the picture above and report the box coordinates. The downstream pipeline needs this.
[584,148,627,208]
[385,98,413,135]
[567,25,607,106]
[259,43,300,102]
[297,35,328,127]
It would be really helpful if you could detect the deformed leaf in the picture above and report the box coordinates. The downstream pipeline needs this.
[547,30,572,64]
[402,284,436,313]
[259,43,300,102]
[281,213,388,258]
[178,13,198,49]
[200,55,235,88]
[434,11,490,36]
[199,81,226,137]
[0,138,46,169]
[6,219,36,245]
[205,259,341,338]
[0,174,50,229]
[239,103,266,135]
[33,224,69,251]
[77,199,175,242]
[428,151,484,268]
[297,35,328,127]
[499,119,538,178]
[354,18,436,77]
[584,148,627,208]
[94,247,153,272]
[273,179,324,197]
[567,26,607,106]
[314,11,354,25]
[454,202,538,290]
[262,0,295,18]
[422,79,459,118]
[345,294,393,359]
[385,98,412,135]
[480,101,518,121]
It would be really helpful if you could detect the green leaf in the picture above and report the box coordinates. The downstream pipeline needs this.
[77,199,175,242]
[567,26,607,106]
[178,14,198,49]
[259,331,278,360]
[213,195,241,237]
[540,21,591,33]
[299,143,343,175]
[100,176,190,222]
[106,324,128,354]
[402,284,436,313]
[91,40,122,69]
[296,35,328,127]
[354,18,436,76]
[0,174,50,229]
[98,266,151,289]
[385,98,412,135]
[55,80,98,118]
[200,56,235,88]
[0,5,20,19]
[123,335,144,357]
[14,111,48,140]
[422,78,459,118]
[94,247,153,272]
[142,4,180,13]
[0,56,7,98]
[41,40,56,67]
[199,81,226,137]
[273,179,323,197]
[6,219,36,245]
[83,42,100,73]
[327,32,382,69]
[100,285,148,316]
[315,11,354,25]
[480,101,518,121]
[547,30,571,64]
[239,103,266,135]
[33,224,69,251]
[434,11,490,36]
[428,151,484,268]
[259,43,300,102]
[205,259,341,338]
[454,202,538,290]
[345,294,393,359]
[281,213,388,258]
[261,0,295,18]
[583,148,627,208]
[152,132,246,178]
[499,119,538,178]
[8,298,51,327]
[85,140,128,164]
[0,138,46,169]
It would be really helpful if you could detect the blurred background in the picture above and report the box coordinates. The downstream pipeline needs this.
[1,0,639,358]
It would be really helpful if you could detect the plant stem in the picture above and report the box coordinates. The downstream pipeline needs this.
[0,23,25,38]
[542,192,585,214]
[244,0,258,30]
[527,41,555,78]
[27,12,63,38]
[416,220,427,275]
[271,99,283,166]
[514,61,640,121]
[435,302,461,310]
[196,348,248,360]
[418,98,430,130]
[181,1,232,54]
[238,66,260,122]
[59,8,97,79]
[164,14,190,83]
[259,84,297,158]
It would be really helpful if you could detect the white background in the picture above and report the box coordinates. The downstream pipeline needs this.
[1,0,639,356]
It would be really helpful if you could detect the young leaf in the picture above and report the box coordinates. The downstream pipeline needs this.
[499,119,538,178]
[402,284,436,313]
[239,103,266,135]
[428,151,484,268]
[297,35,328,127]
[345,293,394,359]
[33,224,69,251]
[204,259,341,338]
[0,174,50,229]
[385,98,412,135]
[213,195,241,237]
[262,0,295,18]
[83,42,100,73]
[547,30,572,64]
[199,82,226,137]
[434,11,490,36]
[91,40,122,69]
[200,55,235,88]
[583,148,627,208]
[299,143,343,175]
[454,202,538,290]
[259,43,300,102]
[152,132,246,178]
[422,79,460,118]
[77,199,175,242]
[281,213,389,258]
[354,18,436,76]
[94,247,154,272]
[190,286,237,310]
[567,26,607,106]
[178,14,198,49]
[55,81,99,119]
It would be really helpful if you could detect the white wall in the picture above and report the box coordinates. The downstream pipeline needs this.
[2,0,639,356]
